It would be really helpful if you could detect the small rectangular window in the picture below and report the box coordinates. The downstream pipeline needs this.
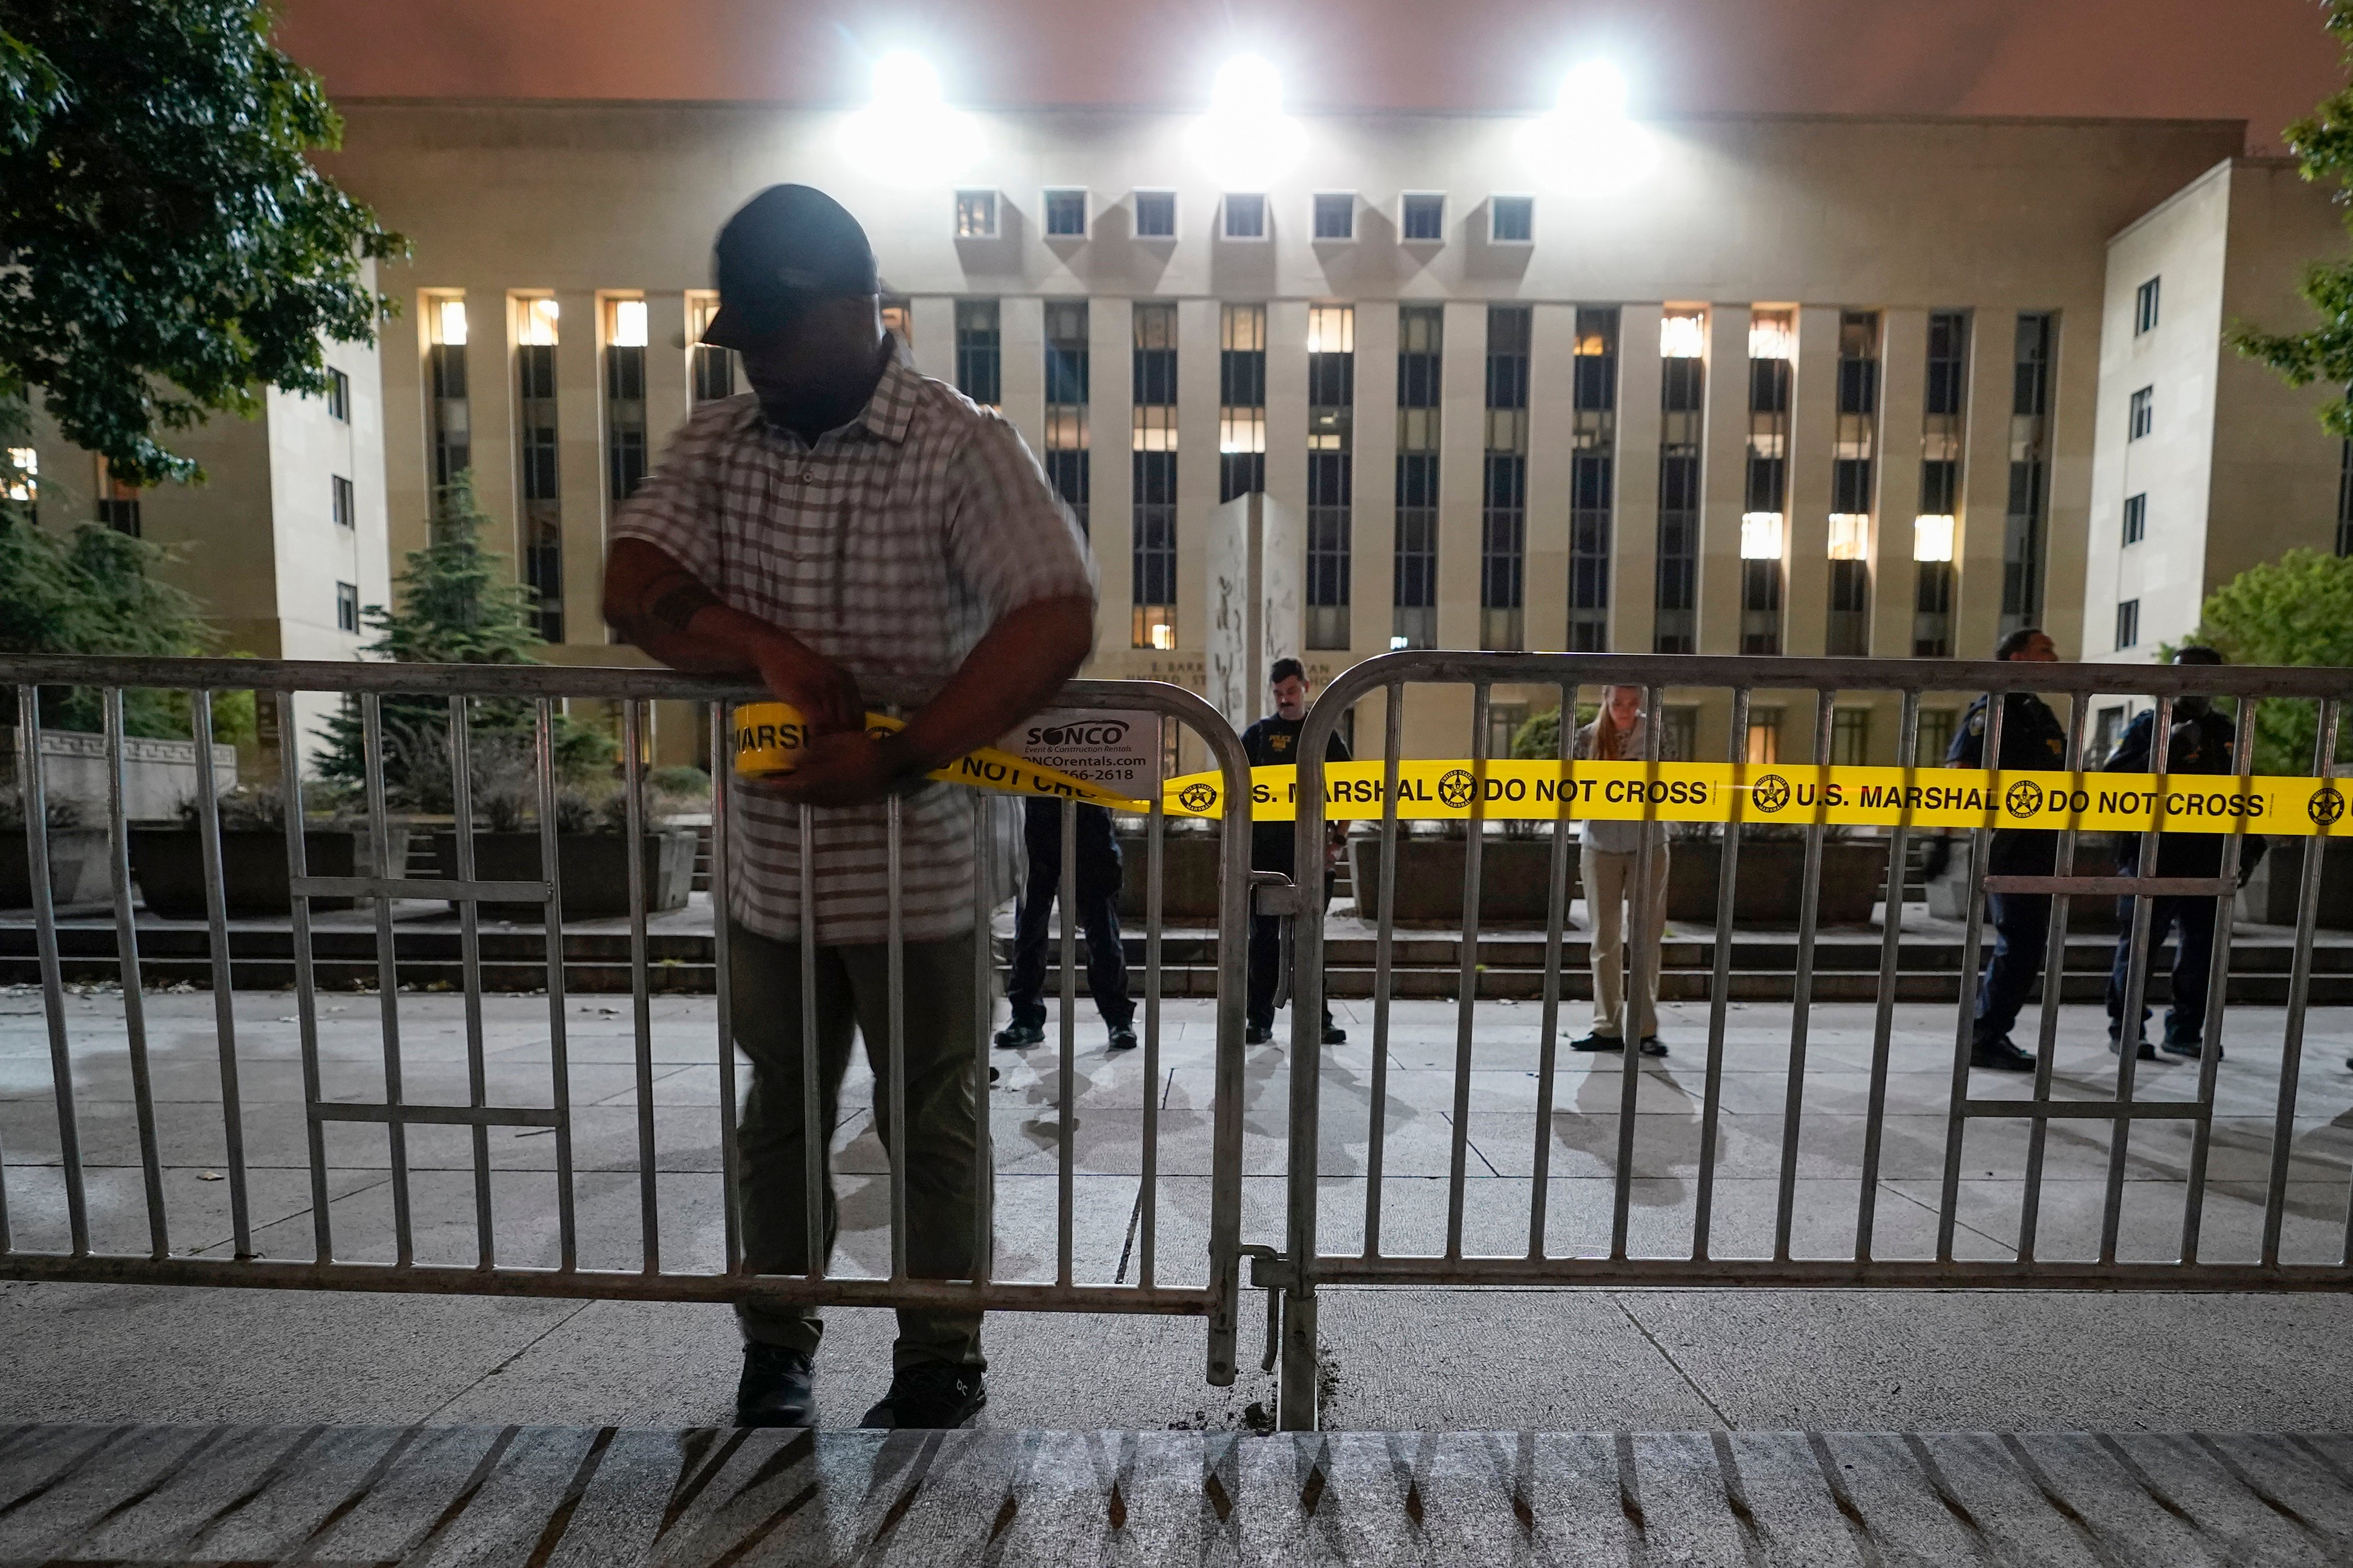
[1400,192,1445,242]
[2128,385,2153,441]
[2134,277,2161,336]
[1488,195,1533,244]
[1043,188,1088,238]
[1222,193,1266,240]
[2122,491,2146,545]
[325,368,349,422]
[331,474,355,528]
[1313,192,1355,240]
[336,581,360,635]
[1134,190,1176,238]
[2115,597,2140,650]
[954,189,999,239]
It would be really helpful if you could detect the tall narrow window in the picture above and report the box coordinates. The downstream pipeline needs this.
[956,301,1001,408]
[1394,305,1443,650]
[1655,308,1706,654]
[326,368,350,422]
[2002,313,2056,637]
[1219,305,1267,502]
[427,294,471,511]
[2127,385,2153,440]
[1825,311,1880,656]
[2134,277,2161,336]
[605,297,649,502]
[1741,308,1794,655]
[1914,310,1968,656]
[1044,301,1090,533]
[332,474,355,528]
[1132,302,1179,649]
[94,457,140,537]
[2115,598,2139,651]
[1306,305,1354,650]
[1568,307,1618,651]
[2121,492,2147,546]
[688,293,735,403]
[336,581,360,635]
[1482,305,1531,650]
[4,446,37,525]
[515,295,564,643]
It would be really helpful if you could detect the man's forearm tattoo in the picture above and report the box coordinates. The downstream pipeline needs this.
[646,573,721,635]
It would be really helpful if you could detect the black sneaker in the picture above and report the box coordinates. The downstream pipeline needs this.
[1246,1024,1274,1045]
[2161,1036,2213,1061]
[1107,1022,1138,1052]
[1970,1037,2037,1072]
[1638,1036,1669,1058]
[735,1344,817,1428]
[994,1020,1043,1050]
[2108,1030,2158,1062]
[860,1362,987,1430]
[1570,1033,1626,1052]
[1321,1023,1347,1045]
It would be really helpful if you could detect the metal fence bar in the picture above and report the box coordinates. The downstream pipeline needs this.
[1936,679,2007,1261]
[1055,794,1077,1289]
[712,703,743,1276]
[621,702,659,1274]
[533,699,578,1271]
[446,697,495,1269]
[2016,690,2090,1263]
[1363,681,1404,1258]
[105,688,168,1260]
[2267,699,2340,1267]
[971,796,994,1284]
[2180,696,2259,1263]
[189,689,254,1259]
[1444,683,1491,1261]
[1527,678,1576,1260]
[16,684,84,1256]
[358,693,414,1265]
[1692,686,1750,1261]
[1855,689,1920,1260]
[796,803,821,1281]
[1611,683,1664,1261]
[1140,761,1163,1290]
[888,793,910,1286]
[2100,693,2174,1265]
[274,691,332,1263]
[1770,688,1837,1263]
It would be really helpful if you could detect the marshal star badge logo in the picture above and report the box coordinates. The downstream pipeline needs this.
[2004,779,2045,819]
[1178,781,1220,814]
[1750,774,1791,814]
[2311,785,2347,829]
[1436,769,1478,809]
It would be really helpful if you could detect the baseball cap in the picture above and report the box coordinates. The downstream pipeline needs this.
[702,184,879,350]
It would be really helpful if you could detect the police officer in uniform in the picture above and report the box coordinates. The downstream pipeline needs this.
[2099,645,2264,1061]
[995,798,1138,1053]
[1946,626,2068,1071]
[1241,658,1350,1046]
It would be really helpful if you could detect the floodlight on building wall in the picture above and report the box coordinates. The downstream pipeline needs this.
[1520,57,1658,197]
[841,48,980,183]
[1659,311,1706,358]
[1913,514,1956,562]
[1193,53,1301,186]
[1741,512,1785,560]
[1826,514,1870,560]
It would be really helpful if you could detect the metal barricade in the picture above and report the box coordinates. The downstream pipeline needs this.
[1272,652,2353,1428]
[0,655,1256,1384]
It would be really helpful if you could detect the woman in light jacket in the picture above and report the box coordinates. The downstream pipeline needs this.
[1572,685,1674,1058]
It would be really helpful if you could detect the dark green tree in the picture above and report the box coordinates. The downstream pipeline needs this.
[0,0,402,486]
[0,508,218,736]
[2194,549,2353,776]
[2228,0,2353,433]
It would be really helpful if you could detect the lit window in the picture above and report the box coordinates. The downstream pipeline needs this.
[1826,514,1870,560]
[1400,192,1445,241]
[1223,193,1267,240]
[1044,188,1088,238]
[437,298,469,346]
[336,581,360,635]
[4,446,36,504]
[332,474,355,528]
[325,368,349,422]
[2134,277,2160,336]
[1307,305,1354,354]
[2128,385,2153,441]
[517,296,559,347]
[956,189,999,239]
[1135,190,1176,238]
[1314,192,1354,240]
[610,298,648,347]
[1741,511,1785,559]
[1748,310,1795,360]
[1489,195,1533,244]
[881,295,913,345]
[2115,597,2140,650]
[2122,492,2146,546]
[1913,515,1956,562]
[1659,311,1706,359]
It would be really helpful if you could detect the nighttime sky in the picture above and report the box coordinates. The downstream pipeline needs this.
[283,0,2342,146]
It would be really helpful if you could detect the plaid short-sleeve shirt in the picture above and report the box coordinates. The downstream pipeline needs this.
[612,351,1097,944]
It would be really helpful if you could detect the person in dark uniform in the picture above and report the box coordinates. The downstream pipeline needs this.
[2100,646,2264,1061]
[1241,658,1350,1046]
[996,798,1137,1053]
[1946,626,2069,1071]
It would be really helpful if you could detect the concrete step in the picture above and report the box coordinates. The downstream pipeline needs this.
[0,1422,2344,1564]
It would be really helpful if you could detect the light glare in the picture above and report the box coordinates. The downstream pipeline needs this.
[1520,56,1658,198]
[437,298,468,346]
[1741,512,1785,560]
[841,48,980,184]
[1659,312,1706,358]
[611,299,647,348]
[1914,515,1957,563]
[872,50,944,109]
[1558,60,1629,121]
[1212,54,1283,116]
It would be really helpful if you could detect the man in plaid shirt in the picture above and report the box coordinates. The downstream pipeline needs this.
[604,184,1096,1431]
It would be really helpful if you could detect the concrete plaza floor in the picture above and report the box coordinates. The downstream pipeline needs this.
[4,985,2353,1434]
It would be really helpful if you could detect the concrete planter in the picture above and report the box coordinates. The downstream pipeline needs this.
[1113,830,1223,922]
[2,728,237,820]
[1347,835,1576,926]
[0,828,112,908]
[1923,838,2123,931]
[432,829,697,920]
[1667,838,1890,926]
[128,828,400,919]
[2238,839,2353,929]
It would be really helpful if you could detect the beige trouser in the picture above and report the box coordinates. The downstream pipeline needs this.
[1582,844,1670,1040]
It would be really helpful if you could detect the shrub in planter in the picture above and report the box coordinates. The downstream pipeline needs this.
[1665,825,1889,926]
[432,773,699,921]
[1113,821,1224,922]
[0,787,110,908]
[128,786,394,919]
[1348,828,1578,926]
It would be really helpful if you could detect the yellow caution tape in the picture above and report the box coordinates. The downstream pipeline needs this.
[732,703,1149,811]
[1157,759,2353,838]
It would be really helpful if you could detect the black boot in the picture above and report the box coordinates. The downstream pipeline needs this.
[735,1344,817,1428]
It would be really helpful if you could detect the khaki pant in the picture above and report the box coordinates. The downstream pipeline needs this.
[1582,845,1669,1040]
[728,923,989,1370]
